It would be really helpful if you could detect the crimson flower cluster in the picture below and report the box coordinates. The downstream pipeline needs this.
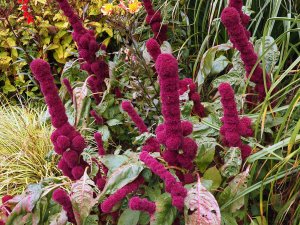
[152,41,198,171]
[55,0,109,104]
[221,6,272,102]
[129,197,156,216]
[30,59,87,180]
[228,0,251,38]
[18,0,34,24]
[178,78,206,117]
[140,151,187,211]
[142,0,168,44]
[52,189,76,224]
[100,176,144,213]
[219,83,253,159]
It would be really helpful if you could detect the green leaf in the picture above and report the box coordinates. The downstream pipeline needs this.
[103,163,144,195]
[195,137,216,173]
[220,147,242,178]
[221,212,238,225]
[218,168,250,212]
[118,209,140,225]
[133,132,156,145]
[83,215,99,225]
[151,194,177,225]
[99,154,129,175]
[107,119,123,127]
[211,55,229,75]
[196,44,231,85]
[203,166,222,190]
[98,125,111,142]
[70,172,97,225]
[212,72,243,89]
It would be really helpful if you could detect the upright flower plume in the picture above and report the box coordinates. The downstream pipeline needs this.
[142,0,168,44]
[30,59,87,180]
[129,197,156,215]
[218,82,253,159]
[55,0,109,103]
[100,176,144,213]
[140,151,187,211]
[221,6,272,102]
[228,0,251,38]
[52,189,76,224]
[178,78,206,117]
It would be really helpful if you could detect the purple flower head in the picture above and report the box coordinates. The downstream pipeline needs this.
[52,188,76,224]
[100,176,144,213]
[218,83,253,159]
[129,197,156,215]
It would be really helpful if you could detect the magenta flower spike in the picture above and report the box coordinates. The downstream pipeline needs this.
[221,7,272,102]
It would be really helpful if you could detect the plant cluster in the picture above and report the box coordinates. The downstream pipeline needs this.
[0,0,299,224]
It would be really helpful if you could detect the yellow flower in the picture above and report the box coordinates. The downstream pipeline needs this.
[128,0,142,14]
[101,3,114,15]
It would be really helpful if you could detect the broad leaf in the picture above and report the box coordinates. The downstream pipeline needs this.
[103,163,144,195]
[184,176,221,225]
[49,210,68,225]
[185,177,221,225]
[203,166,222,191]
[151,193,177,225]
[218,167,250,212]
[220,147,242,178]
[195,137,217,173]
[6,184,43,225]
[70,172,97,225]
[118,209,140,225]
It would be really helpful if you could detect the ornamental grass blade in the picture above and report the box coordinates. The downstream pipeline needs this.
[184,175,221,225]
[70,171,97,225]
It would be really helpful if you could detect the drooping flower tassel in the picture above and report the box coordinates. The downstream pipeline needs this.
[221,7,272,102]
[218,82,253,159]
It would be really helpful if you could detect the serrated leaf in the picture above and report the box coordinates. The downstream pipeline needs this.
[70,172,97,225]
[118,209,140,225]
[103,163,144,195]
[184,176,221,225]
[151,194,177,225]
